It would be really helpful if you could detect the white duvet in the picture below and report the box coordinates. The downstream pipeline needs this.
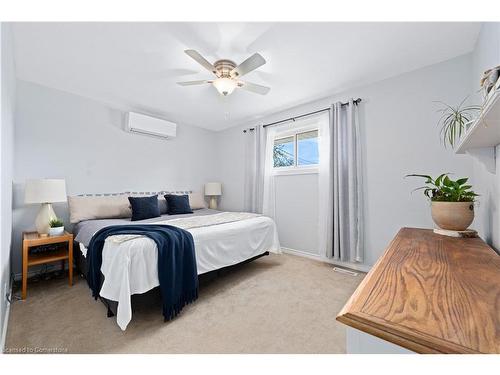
[80,213,281,330]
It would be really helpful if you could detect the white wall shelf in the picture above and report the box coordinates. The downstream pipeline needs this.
[455,85,500,155]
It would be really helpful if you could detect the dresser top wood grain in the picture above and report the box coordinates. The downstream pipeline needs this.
[337,227,500,354]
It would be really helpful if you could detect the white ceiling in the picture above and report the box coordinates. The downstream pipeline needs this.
[12,22,481,131]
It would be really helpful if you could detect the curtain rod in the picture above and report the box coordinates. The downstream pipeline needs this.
[243,98,361,132]
[263,98,361,128]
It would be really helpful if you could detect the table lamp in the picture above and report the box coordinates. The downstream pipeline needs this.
[24,179,67,236]
[205,182,222,210]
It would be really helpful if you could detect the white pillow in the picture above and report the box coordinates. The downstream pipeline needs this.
[68,195,132,223]
[188,192,207,210]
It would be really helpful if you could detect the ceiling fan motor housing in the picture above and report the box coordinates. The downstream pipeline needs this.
[214,59,237,78]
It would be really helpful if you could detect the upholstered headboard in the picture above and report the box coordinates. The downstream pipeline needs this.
[68,190,200,223]
[76,190,192,197]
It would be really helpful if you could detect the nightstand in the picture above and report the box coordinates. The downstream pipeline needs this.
[22,231,74,299]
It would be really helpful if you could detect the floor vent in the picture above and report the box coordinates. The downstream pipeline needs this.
[333,267,358,277]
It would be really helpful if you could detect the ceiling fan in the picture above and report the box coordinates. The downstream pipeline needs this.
[177,50,270,96]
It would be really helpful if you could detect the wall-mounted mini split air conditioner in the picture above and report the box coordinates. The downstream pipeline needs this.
[126,112,177,140]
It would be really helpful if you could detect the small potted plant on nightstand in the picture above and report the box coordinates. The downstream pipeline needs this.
[48,218,65,236]
[406,173,478,234]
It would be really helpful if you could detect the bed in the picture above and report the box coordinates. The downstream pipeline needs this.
[73,208,281,330]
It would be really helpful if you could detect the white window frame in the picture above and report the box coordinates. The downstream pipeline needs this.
[272,121,320,176]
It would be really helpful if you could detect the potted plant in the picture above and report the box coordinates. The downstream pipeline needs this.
[406,173,478,231]
[436,97,481,148]
[49,218,65,236]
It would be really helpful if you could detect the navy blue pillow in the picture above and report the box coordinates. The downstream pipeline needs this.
[128,196,161,221]
[164,194,193,215]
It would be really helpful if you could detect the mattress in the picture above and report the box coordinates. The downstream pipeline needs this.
[74,209,281,330]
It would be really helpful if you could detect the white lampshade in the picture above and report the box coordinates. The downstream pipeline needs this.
[212,78,237,96]
[25,179,67,204]
[205,182,222,196]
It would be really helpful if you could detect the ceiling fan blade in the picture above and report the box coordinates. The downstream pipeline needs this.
[184,50,217,75]
[230,53,266,78]
[177,80,213,86]
[237,81,271,95]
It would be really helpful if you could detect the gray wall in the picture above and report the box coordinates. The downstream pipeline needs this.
[469,23,500,250]
[216,54,474,267]
[11,81,219,275]
[1,23,16,345]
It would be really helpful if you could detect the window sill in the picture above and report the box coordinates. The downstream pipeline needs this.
[273,167,319,176]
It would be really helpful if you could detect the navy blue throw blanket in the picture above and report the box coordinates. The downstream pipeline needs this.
[87,225,198,321]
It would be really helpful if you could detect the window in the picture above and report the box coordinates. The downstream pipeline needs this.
[273,129,319,169]
[297,130,319,166]
[273,136,295,167]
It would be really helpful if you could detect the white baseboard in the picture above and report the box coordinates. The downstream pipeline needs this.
[281,247,322,261]
[1,285,12,354]
[281,247,371,273]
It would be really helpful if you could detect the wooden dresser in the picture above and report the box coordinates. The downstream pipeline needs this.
[337,227,500,354]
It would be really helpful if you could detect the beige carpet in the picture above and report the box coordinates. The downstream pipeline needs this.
[5,253,363,354]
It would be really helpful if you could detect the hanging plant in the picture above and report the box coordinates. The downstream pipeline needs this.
[435,97,481,148]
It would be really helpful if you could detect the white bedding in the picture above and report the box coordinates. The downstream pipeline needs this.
[79,214,281,330]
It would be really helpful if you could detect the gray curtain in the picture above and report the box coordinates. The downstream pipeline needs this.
[330,100,363,262]
[243,125,265,213]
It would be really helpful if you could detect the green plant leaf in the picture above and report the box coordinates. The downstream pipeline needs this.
[434,173,448,187]
[405,174,434,184]
[406,172,477,202]
[411,186,430,193]
[443,176,452,187]
[405,174,432,179]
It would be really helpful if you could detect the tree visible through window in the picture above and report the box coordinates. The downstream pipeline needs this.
[273,130,319,168]
[273,136,295,167]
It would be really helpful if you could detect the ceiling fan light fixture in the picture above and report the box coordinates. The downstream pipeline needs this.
[213,77,237,96]
[179,50,270,96]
